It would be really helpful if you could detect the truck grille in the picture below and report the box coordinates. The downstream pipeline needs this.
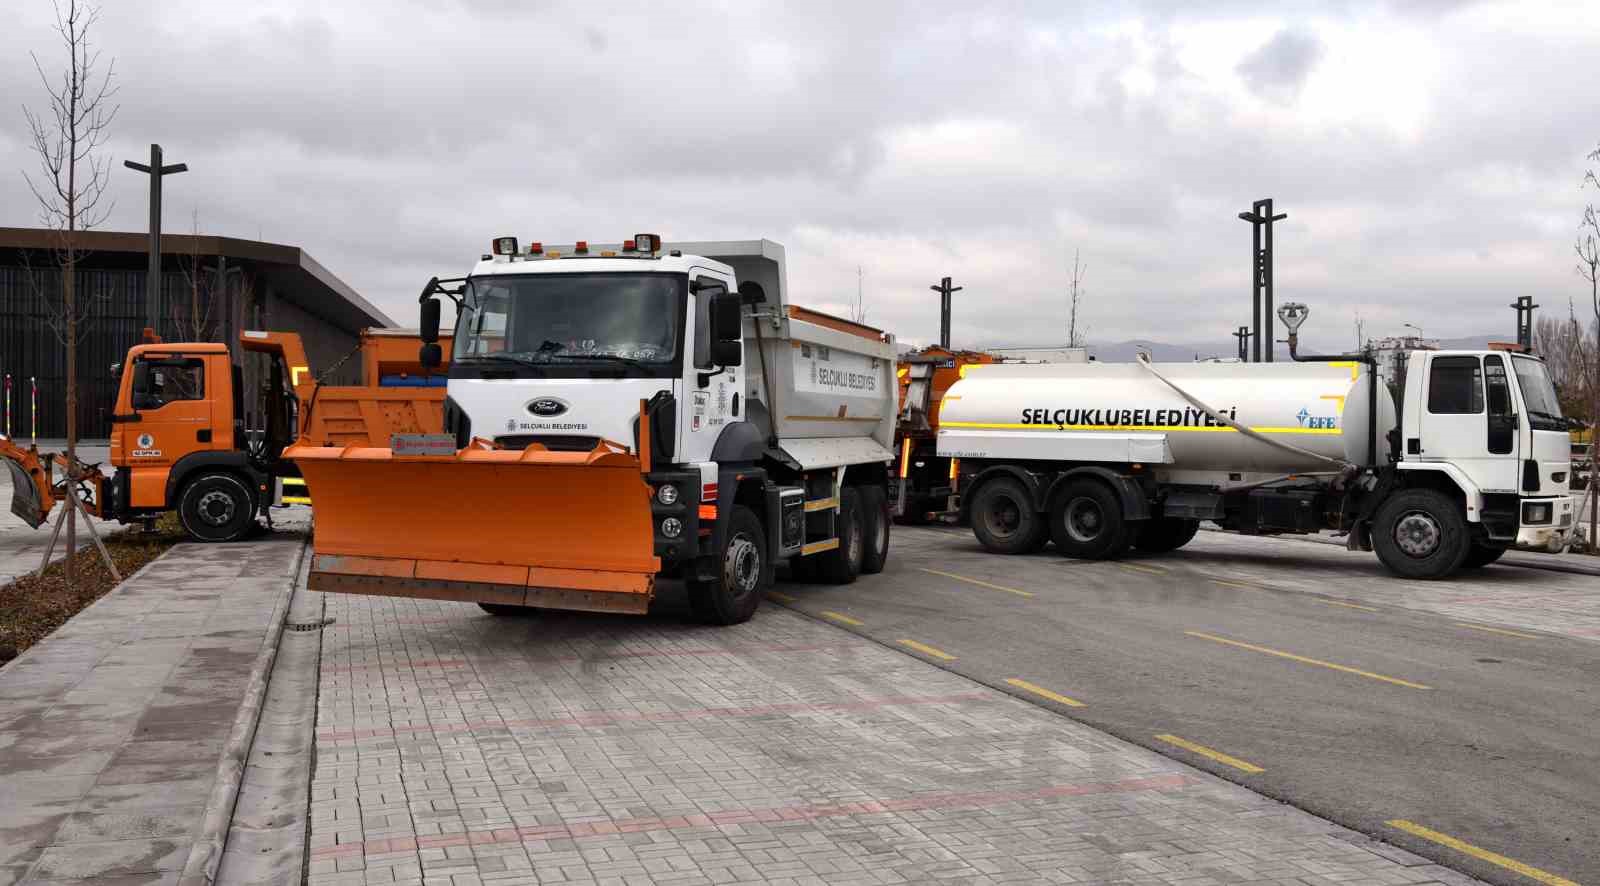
[496,434,602,452]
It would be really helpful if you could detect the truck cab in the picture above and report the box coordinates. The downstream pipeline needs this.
[1397,348,1575,552]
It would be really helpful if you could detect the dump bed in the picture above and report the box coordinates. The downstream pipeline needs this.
[684,241,898,469]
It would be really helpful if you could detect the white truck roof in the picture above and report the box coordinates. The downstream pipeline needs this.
[469,238,788,307]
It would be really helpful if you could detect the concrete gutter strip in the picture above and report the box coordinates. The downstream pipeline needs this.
[178,539,309,886]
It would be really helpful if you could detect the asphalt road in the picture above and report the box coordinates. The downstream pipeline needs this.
[775,525,1600,886]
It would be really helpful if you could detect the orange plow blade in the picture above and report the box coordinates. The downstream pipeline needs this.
[2,439,57,530]
[287,438,661,614]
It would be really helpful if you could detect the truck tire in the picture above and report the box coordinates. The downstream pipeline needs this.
[177,472,255,543]
[1049,478,1132,560]
[1136,517,1199,554]
[860,486,891,575]
[1461,543,1508,569]
[970,477,1049,555]
[813,487,864,584]
[478,602,538,616]
[688,504,766,625]
[1373,488,1471,579]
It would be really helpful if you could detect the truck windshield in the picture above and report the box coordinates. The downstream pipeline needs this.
[1510,356,1566,431]
[453,272,684,377]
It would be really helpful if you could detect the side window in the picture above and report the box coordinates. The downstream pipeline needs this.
[1426,356,1483,415]
[138,358,206,408]
[1483,355,1512,416]
[691,275,728,370]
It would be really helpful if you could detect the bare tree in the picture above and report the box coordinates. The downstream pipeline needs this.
[850,265,868,325]
[1579,143,1600,550]
[21,0,119,585]
[171,211,219,341]
[1066,250,1087,349]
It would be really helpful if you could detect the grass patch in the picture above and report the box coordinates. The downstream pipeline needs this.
[0,513,184,666]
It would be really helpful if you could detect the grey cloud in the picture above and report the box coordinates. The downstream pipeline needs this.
[1235,28,1325,104]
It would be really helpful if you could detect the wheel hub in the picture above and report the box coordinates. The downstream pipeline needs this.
[984,495,1022,539]
[1394,511,1441,558]
[198,490,235,526]
[1064,497,1103,543]
[725,533,761,594]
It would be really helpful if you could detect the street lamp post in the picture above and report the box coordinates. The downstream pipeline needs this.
[124,144,187,331]
[1403,322,1423,340]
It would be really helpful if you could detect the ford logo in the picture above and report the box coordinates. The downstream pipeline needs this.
[528,398,569,418]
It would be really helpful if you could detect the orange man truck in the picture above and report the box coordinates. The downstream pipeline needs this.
[3,329,448,542]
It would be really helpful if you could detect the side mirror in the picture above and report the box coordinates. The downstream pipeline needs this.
[132,361,152,396]
[419,342,443,370]
[711,291,743,343]
[711,340,742,367]
[420,297,441,344]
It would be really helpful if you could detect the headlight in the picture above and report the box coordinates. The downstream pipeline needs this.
[1522,502,1552,525]
[656,484,679,506]
[660,517,683,538]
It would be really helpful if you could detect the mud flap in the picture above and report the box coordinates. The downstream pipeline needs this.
[2,442,54,530]
[287,439,661,613]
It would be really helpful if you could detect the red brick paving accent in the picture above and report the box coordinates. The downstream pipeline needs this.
[317,692,994,742]
[311,772,1198,859]
[321,642,859,673]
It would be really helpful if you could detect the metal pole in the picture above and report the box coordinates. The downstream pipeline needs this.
[124,145,188,334]
[1251,223,1262,362]
[1262,199,1275,362]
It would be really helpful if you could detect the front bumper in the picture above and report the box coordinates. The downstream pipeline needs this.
[1511,496,1575,553]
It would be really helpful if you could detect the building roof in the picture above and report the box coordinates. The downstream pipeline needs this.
[0,227,395,330]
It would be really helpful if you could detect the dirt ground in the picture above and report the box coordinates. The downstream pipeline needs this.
[0,514,182,665]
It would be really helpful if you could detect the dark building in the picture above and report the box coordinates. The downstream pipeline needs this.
[0,227,393,440]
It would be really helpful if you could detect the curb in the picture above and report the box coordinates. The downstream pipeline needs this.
[178,537,310,886]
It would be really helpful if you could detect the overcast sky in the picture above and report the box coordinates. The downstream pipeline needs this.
[4,0,1598,352]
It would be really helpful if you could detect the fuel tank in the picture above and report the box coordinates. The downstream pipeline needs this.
[938,360,1397,474]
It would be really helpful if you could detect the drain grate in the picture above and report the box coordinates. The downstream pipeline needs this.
[284,618,336,632]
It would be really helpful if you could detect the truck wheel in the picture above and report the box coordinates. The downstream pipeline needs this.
[1373,489,1471,579]
[1049,478,1131,560]
[970,478,1048,554]
[813,487,864,584]
[860,486,891,575]
[478,602,538,616]
[1461,543,1507,569]
[1135,517,1199,554]
[177,472,255,543]
[688,504,766,625]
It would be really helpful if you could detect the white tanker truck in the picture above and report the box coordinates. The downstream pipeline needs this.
[938,304,1577,579]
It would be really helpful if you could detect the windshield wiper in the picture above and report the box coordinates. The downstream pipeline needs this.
[546,353,653,370]
[1526,409,1567,423]
[468,352,550,367]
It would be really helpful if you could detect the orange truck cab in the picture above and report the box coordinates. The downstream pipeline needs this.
[105,337,299,541]
[892,346,1000,522]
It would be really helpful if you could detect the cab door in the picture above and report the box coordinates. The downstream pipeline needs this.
[679,269,741,465]
[1417,353,1519,494]
[124,354,213,506]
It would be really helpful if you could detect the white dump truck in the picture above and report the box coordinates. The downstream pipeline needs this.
[938,303,1577,579]
[288,237,898,623]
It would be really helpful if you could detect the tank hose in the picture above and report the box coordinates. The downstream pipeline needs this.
[1134,353,1354,471]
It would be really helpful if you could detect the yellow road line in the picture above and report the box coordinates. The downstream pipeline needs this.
[766,591,796,604]
[1005,678,1085,707]
[1456,623,1541,640]
[1115,562,1167,576]
[898,639,957,661]
[1313,599,1381,612]
[1185,631,1432,690]
[1154,734,1264,774]
[918,568,1035,598]
[821,610,863,627]
[1386,820,1578,886]
[1209,578,1261,591]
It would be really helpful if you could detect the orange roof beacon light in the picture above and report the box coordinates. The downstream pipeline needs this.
[491,236,518,256]
[574,240,589,254]
[528,241,544,255]
[623,239,637,252]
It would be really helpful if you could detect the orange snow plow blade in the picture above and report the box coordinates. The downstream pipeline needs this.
[288,438,660,614]
[2,439,57,530]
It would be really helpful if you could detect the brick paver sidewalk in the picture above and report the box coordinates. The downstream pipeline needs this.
[0,535,302,884]
[309,593,1477,886]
